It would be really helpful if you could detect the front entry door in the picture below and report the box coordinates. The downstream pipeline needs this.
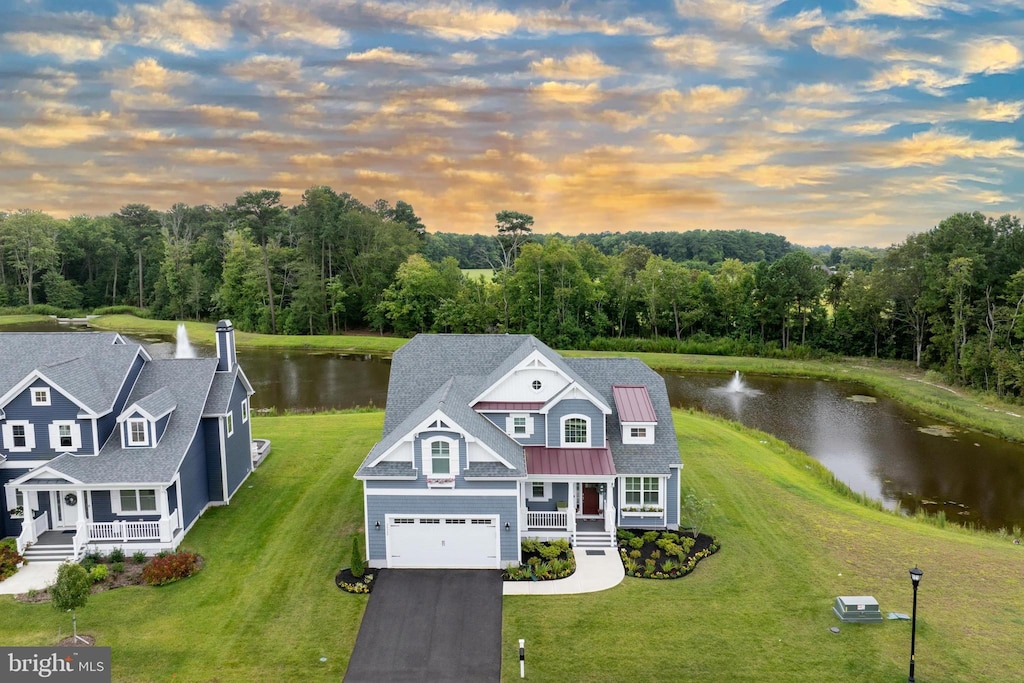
[582,485,599,515]
[53,491,80,528]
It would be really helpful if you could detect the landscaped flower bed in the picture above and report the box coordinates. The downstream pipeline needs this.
[617,528,720,579]
[503,538,575,581]
[335,568,375,593]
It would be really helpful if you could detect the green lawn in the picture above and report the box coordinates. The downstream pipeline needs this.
[503,412,1024,682]
[0,414,378,681]
[2,411,1021,681]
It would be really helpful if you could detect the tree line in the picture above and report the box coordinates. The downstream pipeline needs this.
[2,193,1022,397]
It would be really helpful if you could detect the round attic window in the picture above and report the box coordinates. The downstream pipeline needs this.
[531,380,542,391]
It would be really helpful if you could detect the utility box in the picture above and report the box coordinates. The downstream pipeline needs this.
[833,596,882,623]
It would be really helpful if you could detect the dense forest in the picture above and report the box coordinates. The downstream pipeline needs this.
[2,188,1023,397]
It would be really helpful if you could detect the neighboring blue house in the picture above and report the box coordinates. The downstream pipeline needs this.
[1,321,254,562]
[355,334,682,569]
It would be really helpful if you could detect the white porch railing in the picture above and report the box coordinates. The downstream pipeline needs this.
[86,519,165,542]
[16,510,48,554]
[526,511,568,529]
[73,519,88,560]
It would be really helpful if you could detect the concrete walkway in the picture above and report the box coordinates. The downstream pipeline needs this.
[503,547,624,595]
[0,562,61,595]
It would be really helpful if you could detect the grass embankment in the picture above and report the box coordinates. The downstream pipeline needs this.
[1,412,1020,681]
[7,313,1023,441]
[503,411,1024,682]
[0,414,378,681]
[0,314,54,326]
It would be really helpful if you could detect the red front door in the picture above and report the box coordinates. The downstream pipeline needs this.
[582,485,599,515]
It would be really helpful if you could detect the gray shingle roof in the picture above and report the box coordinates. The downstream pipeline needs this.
[357,334,679,480]
[128,387,176,420]
[0,332,142,414]
[49,358,219,485]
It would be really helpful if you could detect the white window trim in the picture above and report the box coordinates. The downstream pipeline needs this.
[527,481,551,501]
[505,413,534,439]
[48,420,82,452]
[241,398,249,423]
[423,436,459,485]
[560,414,591,447]
[2,420,36,452]
[226,411,235,437]
[112,488,159,514]
[126,418,150,447]
[621,476,664,513]
[30,387,51,406]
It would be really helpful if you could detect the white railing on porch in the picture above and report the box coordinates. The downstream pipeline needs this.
[16,510,49,554]
[87,520,164,542]
[526,511,568,529]
[73,519,88,560]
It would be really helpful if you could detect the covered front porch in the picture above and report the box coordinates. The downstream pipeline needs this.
[8,469,183,560]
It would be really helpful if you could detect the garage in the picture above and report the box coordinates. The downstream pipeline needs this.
[386,515,500,569]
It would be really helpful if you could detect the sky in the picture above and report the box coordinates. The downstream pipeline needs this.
[1,0,1022,247]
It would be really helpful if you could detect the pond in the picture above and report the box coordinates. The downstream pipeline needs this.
[5,320,1024,531]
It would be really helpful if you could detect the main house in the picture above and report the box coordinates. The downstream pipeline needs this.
[1,321,254,562]
[355,334,682,569]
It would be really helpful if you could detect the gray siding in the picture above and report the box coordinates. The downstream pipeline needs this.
[525,481,568,512]
[178,426,211,529]
[545,399,605,447]
[364,493,520,564]
[203,418,223,502]
[90,490,114,522]
[666,467,680,528]
[478,412,546,446]
[364,478,516,491]
[223,375,252,499]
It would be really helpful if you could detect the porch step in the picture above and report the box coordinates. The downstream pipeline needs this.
[573,531,616,548]
[23,543,76,563]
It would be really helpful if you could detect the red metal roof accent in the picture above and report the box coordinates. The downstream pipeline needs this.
[473,401,544,411]
[612,385,657,423]
[525,446,617,476]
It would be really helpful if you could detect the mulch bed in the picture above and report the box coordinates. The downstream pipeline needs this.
[336,567,375,594]
[15,554,204,603]
[618,529,720,579]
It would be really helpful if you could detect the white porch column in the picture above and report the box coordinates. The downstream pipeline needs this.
[158,486,172,542]
[604,478,616,533]
[566,484,576,537]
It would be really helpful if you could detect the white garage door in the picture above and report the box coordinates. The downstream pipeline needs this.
[387,515,499,569]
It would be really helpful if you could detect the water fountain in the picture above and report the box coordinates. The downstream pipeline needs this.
[714,371,761,396]
[174,323,197,359]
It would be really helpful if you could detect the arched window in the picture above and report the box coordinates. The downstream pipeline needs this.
[562,415,589,446]
[431,440,451,475]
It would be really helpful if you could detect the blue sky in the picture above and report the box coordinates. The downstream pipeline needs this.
[2,0,1022,246]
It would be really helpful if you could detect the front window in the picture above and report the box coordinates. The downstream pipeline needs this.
[120,489,158,513]
[59,424,73,447]
[532,482,545,498]
[513,416,527,435]
[12,425,26,448]
[128,419,148,446]
[431,441,450,475]
[31,388,51,406]
[564,417,587,445]
[624,477,661,509]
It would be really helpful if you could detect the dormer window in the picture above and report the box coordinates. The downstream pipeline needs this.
[561,415,590,447]
[431,441,450,474]
[424,436,458,486]
[31,388,50,406]
[128,418,149,446]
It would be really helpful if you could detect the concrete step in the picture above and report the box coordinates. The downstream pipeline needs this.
[24,544,75,562]
[574,532,615,548]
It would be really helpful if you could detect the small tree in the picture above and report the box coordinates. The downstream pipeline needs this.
[681,488,716,539]
[51,562,90,643]
[350,537,365,579]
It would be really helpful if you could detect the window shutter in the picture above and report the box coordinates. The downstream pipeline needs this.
[1,424,11,449]
[49,423,60,450]
[24,424,35,450]
[71,423,82,449]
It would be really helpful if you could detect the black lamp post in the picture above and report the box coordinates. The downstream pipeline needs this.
[908,566,923,682]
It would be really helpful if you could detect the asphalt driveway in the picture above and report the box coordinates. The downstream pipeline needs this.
[344,569,504,683]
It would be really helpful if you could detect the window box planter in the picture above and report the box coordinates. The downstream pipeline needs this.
[426,476,455,488]
[8,507,24,519]
[621,506,664,516]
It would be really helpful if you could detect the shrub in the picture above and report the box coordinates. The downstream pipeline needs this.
[350,537,365,579]
[641,531,659,544]
[628,537,644,550]
[142,551,200,586]
[90,565,108,583]
[0,538,17,552]
[80,557,96,572]
[629,549,642,559]
[0,544,24,580]
[85,551,105,564]
[132,551,147,564]
[111,562,125,574]
[616,529,635,541]
[539,543,564,560]
[108,547,125,563]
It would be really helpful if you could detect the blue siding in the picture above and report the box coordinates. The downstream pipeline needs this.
[91,490,114,522]
[0,468,30,537]
[203,418,223,502]
[223,375,252,499]
[178,427,212,529]
[545,398,605,447]
[478,412,546,445]
[666,467,680,528]
[155,414,170,442]
[525,481,569,512]
[2,380,94,457]
[97,353,145,448]
[364,478,515,491]
[364,493,520,564]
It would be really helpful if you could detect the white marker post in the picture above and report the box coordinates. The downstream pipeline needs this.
[519,638,525,678]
